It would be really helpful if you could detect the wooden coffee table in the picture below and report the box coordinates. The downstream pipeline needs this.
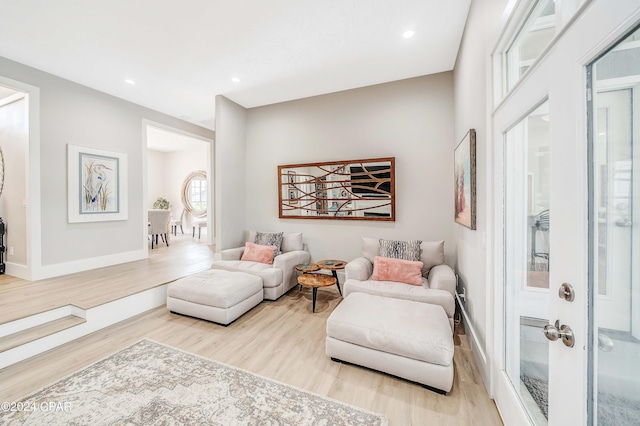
[316,259,346,296]
[297,273,337,313]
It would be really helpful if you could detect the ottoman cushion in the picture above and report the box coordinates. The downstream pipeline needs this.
[327,293,453,367]
[168,269,263,308]
[210,261,282,288]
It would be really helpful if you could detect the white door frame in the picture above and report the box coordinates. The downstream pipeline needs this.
[490,1,640,424]
[0,75,42,281]
[141,119,215,249]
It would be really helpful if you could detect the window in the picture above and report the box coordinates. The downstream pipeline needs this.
[507,0,556,90]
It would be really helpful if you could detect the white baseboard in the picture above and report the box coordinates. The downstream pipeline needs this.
[456,293,490,391]
[4,262,30,280]
[32,249,148,281]
[0,285,167,369]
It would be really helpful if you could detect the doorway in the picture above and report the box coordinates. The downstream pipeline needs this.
[0,84,28,278]
[144,122,213,249]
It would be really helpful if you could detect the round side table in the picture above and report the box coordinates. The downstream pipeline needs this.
[316,259,346,296]
[297,273,337,312]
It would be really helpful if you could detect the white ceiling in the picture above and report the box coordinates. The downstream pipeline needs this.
[147,125,209,152]
[0,1,470,129]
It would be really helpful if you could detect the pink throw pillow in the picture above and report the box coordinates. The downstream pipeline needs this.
[241,242,276,264]
[371,256,424,286]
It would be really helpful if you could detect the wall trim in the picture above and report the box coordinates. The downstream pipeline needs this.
[4,262,29,280]
[0,92,25,108]
[456,293,490,388]
[32,249,147,281]
[0,75,42,282]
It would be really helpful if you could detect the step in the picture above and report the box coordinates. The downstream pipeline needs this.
[0,315,86,353]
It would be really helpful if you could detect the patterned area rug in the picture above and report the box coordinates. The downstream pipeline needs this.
[1,339,388,425]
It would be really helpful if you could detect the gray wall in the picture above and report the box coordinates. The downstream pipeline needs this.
[0,56,214,269]
[453,0,507,387]
[244,73,455,263]
[215,95,247,250]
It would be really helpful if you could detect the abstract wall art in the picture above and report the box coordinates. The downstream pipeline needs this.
[454,129,476,230]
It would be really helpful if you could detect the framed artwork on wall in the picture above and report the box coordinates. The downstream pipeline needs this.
[67,144,128,223]
[454,129,476,230]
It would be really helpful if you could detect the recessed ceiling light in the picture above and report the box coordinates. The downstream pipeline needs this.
[231,77,241,83]
[403,30,415,39]
[125,79,135,85]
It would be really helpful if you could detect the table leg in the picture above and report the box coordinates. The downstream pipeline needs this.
[312,287,318,312]
[332,270,342,296]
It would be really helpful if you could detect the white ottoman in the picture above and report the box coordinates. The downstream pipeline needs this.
[167,269,263,325]
[326,292,454,393]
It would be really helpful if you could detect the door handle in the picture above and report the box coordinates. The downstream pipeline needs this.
[543,320,575,348]
[615,219,632,227]
[598,334,614,352]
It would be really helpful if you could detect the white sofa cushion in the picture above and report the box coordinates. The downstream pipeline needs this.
[210,260,283,288]
[343,278,455,317]
[167,269,262,308]
[281,232,303,252]
[327,293,454,366]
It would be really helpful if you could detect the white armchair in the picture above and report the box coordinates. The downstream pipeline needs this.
[211,231,310,300]
[344,238,457,330]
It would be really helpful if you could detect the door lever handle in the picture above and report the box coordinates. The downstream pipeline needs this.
[543,320,575,348]
[615,219,632,227]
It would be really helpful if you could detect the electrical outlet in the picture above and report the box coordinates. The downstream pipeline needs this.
[9,246,14,256]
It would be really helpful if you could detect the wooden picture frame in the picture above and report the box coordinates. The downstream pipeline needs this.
[454,130,476,230]
[278,157,395,221]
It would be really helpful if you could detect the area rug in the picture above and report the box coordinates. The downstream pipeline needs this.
[1,339,388,425]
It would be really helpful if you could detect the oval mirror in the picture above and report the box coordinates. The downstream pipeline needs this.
[181,170,207,218]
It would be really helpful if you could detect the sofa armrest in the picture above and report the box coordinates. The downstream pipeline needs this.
[219,246,245,261]
[345,257,373,282]
[274,250,311,291]
[428,264,456,295]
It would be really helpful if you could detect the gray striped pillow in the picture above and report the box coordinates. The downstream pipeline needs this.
[379,239,422,262]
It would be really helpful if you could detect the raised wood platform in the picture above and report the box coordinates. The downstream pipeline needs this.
[0,234,215,325]
[0,234,215,368]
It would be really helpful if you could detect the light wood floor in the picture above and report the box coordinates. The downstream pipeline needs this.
[0,235,503,425]
[0,233,215,323]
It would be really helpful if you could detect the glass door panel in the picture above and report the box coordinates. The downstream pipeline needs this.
[589,26,640,425]
[505,101,551,425]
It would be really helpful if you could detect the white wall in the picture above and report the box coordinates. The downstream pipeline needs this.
[453,0,508,389]
[244,74,455,263]
[147,149,168,209]
[0,55,214,275]
[0,96,28,265]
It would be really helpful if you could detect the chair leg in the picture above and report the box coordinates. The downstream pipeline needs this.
[180,225,184,234]
[151,235,154,249]
[192,226,195,237]
[164,233,169,246]
[198,226,201,239]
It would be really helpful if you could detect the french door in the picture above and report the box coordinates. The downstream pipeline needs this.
[493,1,640,425]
